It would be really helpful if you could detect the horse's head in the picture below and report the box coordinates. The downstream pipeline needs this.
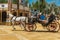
[7,11,13,18]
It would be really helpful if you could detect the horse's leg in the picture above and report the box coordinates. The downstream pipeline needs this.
[12,21,16,30]
[21,21,26,30]
[20,21,23,30]
[19,21,21,27]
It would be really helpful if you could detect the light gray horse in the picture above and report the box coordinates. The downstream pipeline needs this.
[7,13,28,30]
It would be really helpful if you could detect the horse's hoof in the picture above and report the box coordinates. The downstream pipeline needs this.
[12,28,16,31]
[14,28,16,29]
[23,28,26,31]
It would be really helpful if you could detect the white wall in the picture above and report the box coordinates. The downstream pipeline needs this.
[0,3,29,11]
[0,4,8,9]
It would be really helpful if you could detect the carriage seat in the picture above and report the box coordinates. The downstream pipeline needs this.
[38,14,56,26]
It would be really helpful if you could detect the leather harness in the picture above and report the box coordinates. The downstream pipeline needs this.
[11,16,17,21]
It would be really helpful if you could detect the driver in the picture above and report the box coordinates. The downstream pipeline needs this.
[47,12,56,25]
[38,11,56,25]
[38,12,47,24]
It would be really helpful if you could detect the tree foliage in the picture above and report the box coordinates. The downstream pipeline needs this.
[29,0,46,12]
[12,0,17,4]
[0,0,8,3]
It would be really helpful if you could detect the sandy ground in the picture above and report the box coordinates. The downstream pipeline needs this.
[0,23,60,40]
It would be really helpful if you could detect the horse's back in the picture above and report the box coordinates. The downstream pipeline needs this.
[16,16,26,21]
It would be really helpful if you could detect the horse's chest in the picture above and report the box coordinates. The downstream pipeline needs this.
[16,17,25,21]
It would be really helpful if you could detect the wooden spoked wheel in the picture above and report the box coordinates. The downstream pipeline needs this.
[25,23,37,32]
[47,22,60,32]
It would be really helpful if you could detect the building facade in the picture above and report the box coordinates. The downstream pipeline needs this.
[0,0,30,25]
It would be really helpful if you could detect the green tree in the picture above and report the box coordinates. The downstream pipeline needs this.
[30,0,46,12]
[0,0,8,3]
[39,0,46,12]
[12,0,17,4]
[25,0,29,6]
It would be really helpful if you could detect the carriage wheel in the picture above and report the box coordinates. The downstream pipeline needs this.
[47,22,60,32]
[32,23,37,31]
[25,23,37,32]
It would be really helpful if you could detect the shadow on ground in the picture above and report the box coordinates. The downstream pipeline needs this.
[12,29,59,33]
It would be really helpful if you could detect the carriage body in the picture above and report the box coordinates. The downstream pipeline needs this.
[25,15,60,32]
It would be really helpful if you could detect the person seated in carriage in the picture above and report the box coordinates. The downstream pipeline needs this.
[38,12,56,26]
[38,12,46,23]
[39,13,46,20]
[46,12,56,25]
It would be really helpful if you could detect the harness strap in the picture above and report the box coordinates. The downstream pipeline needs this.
[14,16,17,21]
[11,16,15,20]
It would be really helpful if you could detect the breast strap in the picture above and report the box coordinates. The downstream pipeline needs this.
[11,16,15,20]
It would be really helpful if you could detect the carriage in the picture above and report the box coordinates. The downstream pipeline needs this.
[25,14,60,32]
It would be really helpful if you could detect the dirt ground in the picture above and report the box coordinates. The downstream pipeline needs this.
[0,23,60,40]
